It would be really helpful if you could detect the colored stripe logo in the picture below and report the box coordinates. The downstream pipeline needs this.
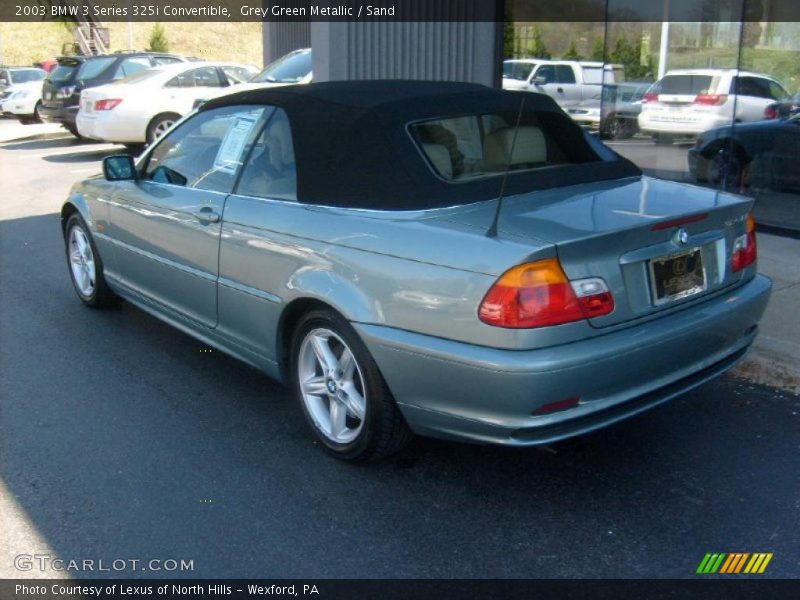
[696,552,773,574]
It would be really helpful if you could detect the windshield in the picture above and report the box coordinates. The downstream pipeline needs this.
[410,109,613,181]
[503,62,536,81]
[76,56,116,80]
[252,51,311,84]
[10,69,45,83]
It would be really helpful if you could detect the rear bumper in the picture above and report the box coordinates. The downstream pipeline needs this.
[76,111,145,143]
[39,104,77,127]
[355,274,771,446]
[638,111,730,136]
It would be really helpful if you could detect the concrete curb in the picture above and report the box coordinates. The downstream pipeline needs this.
[735,341,800,395]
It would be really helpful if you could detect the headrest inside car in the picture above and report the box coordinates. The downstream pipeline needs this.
[483,126,547,170]
[422,143,453,179]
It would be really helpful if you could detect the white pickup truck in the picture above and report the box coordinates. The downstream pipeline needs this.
[503,59,625,108]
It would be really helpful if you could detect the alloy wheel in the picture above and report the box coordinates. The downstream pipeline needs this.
[297,327,367,444]
[605,117,620,139]
[68,225,96,297]
[153,119,174,139]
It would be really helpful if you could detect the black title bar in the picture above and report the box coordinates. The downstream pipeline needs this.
[2,579,800,600]
[2,0,800,22]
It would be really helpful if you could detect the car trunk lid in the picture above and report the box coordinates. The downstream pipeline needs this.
[445,176,753,328]
[79,85,114,113]
[42,58,82,108]
[644,74,723,123]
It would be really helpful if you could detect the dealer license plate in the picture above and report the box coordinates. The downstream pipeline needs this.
[649,248,706,305]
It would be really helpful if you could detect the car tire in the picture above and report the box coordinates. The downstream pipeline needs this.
[64,213,118,308]
[33,101,43,123]
[65,124,84,140]
[602,115,622,140]
[709,149,744,191]
[290,308,413,461]
[146,113,180,145]
[618,119,637,140]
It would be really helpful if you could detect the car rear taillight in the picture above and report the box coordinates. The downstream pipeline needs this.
[642,92,658,103]
[570,277,615,318]
[94,98,122,111]
[478,258,614,329]
[764,105,779,119]
[732,213,757,272]
[694,94,728,106]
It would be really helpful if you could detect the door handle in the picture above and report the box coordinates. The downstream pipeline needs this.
[557,87,564,93]
[193,208,220,223]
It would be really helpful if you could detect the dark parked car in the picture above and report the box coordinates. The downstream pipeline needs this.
[40,52,186,138]
[688,113,800,192]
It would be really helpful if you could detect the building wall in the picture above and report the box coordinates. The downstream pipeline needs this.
[262,21,311,66]
[311,21,501,86]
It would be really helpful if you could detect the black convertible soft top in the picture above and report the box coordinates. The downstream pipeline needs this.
[200,80,641,210]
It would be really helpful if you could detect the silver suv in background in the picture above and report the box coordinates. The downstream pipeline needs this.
[502,59,625,108]
[638,69,788,144]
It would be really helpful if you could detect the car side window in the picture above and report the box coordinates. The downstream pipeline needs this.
[221,65,253,84]
[166,67,224,88]
[767,80,787,100]
[535,65,555,84]
[236,108,297,201]
[113,57,151,80]
[734,76,769,99]
[142,105,267,193]
[153,56,183,66]
[556,65,576,84]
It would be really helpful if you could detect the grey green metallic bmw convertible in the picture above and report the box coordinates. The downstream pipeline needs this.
[61,81,771,460]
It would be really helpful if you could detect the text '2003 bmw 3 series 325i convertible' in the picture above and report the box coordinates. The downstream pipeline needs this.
[61,81,771,461]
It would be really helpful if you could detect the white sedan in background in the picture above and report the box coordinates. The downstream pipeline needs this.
[1,80,45,123]
[76,61,257,147]
[192,48,312,109]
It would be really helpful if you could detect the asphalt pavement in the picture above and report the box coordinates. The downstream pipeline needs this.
[1,120,798,579]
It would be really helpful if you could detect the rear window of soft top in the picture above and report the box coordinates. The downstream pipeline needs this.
[410,109,616,181]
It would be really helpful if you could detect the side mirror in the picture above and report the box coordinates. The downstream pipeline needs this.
[532,76,547,86]
[0,78,7,86]
[103,155,137,181]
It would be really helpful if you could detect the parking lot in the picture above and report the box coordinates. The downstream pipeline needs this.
[1,118,799,579]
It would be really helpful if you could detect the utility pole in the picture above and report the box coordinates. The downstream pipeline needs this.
[657,0,670,79]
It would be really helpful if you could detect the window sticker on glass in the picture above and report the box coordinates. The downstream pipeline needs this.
[214,115,259,174]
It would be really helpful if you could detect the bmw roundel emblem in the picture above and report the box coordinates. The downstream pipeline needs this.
[674,228,689,246]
